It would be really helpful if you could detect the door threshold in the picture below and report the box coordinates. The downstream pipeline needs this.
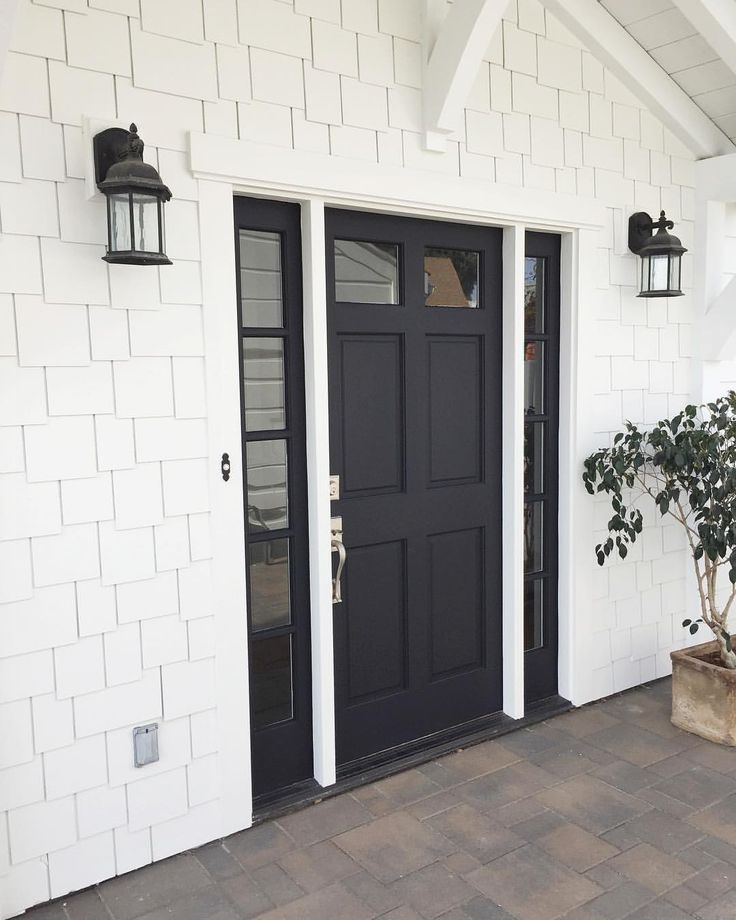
[252,695,570,825]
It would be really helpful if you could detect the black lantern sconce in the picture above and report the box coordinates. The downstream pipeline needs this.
[628,210,687,298]
[93,123,172,265]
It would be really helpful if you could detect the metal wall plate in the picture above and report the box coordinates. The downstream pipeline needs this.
[133,723,159,767]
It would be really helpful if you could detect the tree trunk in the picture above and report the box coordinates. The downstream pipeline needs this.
[715,631,736,669]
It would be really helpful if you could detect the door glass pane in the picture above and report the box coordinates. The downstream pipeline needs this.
[243,338,286,432]
[524,422,544,494]
[249,539,290,632]
[252,634,293,728]
[524,501,543,573]
[424,248,479,308]
[334,240,399,303]
[246,439,288,533]
[524,341,545,415]
[524,257,545,333]
[239,229,283,327]
[524,579,544,650]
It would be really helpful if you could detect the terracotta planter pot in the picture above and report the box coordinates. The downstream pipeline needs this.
[671,638,736,746]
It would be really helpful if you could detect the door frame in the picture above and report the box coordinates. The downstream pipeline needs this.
[194,136,607,830]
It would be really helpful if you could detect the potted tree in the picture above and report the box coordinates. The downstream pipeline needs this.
[583,394,736,745]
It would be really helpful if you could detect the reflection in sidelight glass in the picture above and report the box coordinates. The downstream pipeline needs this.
[524,423,545,494]
[243,338,286,432]
[334,240,399,303]
[524,256,545,334]
[424,248,479,308]
[239,229,284,327]
[249,539,290,632]
[246,439,288,533]
[524,501,543,574]
[251,634,293,728]
[524,579,544,650]
[524,341,545,415]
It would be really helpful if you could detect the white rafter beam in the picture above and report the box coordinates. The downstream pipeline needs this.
[671,0,736,80]
[423,0,507,150]
[542,0,734,159]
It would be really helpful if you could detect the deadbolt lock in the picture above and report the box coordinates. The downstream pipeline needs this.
[329,475,340,501]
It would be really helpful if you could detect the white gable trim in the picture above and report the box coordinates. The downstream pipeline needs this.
[671,0,736,81]
[542,0,735,159]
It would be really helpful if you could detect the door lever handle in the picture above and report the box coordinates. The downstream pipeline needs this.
[331,537,347,604]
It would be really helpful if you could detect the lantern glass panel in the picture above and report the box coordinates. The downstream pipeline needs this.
[110,193,131,252]
[650,254,669,292]
[669,254,681,292]
[132,193,160,253]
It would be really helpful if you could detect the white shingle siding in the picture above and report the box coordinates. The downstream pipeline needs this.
[0,0,706,914]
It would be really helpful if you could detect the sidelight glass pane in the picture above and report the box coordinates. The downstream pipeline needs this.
[424,247,479,308]
[243,338,286,432]
[524,341,545,415]
[524,501,543,574]
[334,240,399,303]
[246,439,288,533]
[524,422,545,495]
[251,634,293,728]
[249,539,290,631]
[524,579,544,650]
[524,257,545,334]
[239,229,284,327]
[109,194,131,252]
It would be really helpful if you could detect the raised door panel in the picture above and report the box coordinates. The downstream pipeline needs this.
[339,334,404,496]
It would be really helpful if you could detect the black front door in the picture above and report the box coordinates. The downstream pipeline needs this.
[326,209,503,770]
[234,197,313,802]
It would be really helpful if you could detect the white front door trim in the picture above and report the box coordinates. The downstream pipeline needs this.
[195,133,607,824]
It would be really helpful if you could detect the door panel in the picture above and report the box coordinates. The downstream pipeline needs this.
[340,334,405,496]
[345,540,407,703]
[327,209,503,769]
[428,527,484,679]
[427,336,482,485]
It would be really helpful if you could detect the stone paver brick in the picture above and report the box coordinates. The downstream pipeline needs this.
[24,679,736,920]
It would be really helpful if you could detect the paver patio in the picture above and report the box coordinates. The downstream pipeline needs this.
[27,678,736,920]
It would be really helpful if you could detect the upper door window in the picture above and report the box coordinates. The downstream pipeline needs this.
[424,247,480,308]
[334,240,400,303]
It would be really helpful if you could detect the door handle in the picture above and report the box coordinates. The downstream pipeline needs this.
[331,537,347,604]
[331,516,346,605]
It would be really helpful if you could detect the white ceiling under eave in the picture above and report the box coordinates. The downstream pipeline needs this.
[600,0,736,145]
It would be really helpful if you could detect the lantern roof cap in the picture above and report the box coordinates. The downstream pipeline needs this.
[98,124,172,200]
[638,211,687,257]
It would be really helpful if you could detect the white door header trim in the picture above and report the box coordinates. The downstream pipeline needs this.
[189,133,607,231]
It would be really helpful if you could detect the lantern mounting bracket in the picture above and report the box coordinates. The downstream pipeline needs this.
[93,127,133,189]
[628,210,673,254]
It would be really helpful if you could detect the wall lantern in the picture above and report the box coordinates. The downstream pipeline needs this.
[628,210,686,298]
[93,123,172,265]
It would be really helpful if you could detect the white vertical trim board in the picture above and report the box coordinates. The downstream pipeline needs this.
[199,180,253,835]
[557,230,580,705]
[501,225,526,719]
[301,199,337,787]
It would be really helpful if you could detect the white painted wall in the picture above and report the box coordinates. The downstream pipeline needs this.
[0,0,707,914]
